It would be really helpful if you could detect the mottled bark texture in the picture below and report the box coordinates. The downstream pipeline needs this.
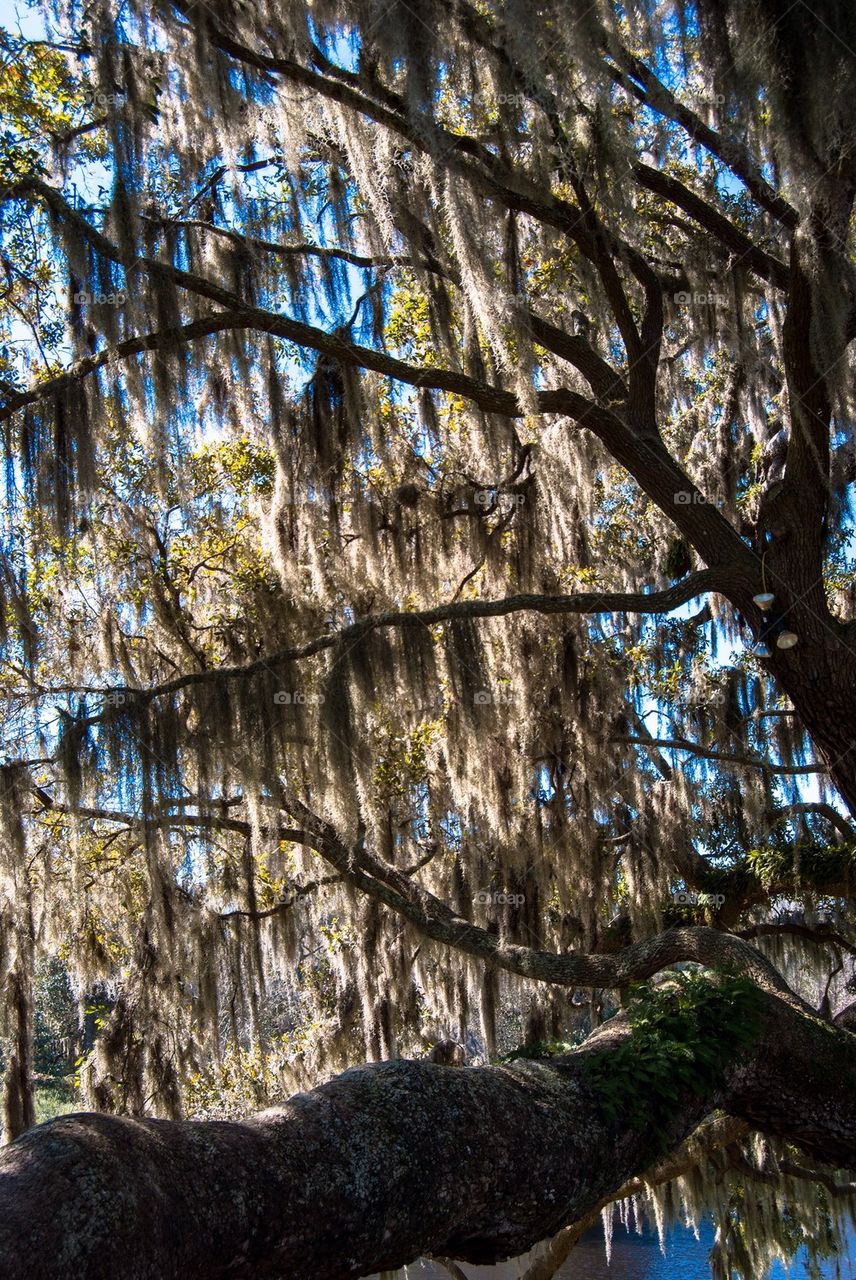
[0,990,853,1280]
[0,912,35,1145]
[0,963,35,1144]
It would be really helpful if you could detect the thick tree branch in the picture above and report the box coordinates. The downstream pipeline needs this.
[0,313,249,420]
[604,45,798,227]
[0,985,853,1278]
[1,250,627,422]
[767,803,856,840]
[632,163,789,290]
[0,175,616,429]
[67,569,731,713]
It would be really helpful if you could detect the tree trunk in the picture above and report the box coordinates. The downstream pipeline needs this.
[1,964,35,1145]
[768,637,856,817]
[1,913,35,1146]
[0,989,853,1279]
[756,195,856,816]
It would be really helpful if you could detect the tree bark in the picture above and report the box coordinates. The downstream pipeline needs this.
[0,963,35,1145]
[0,989,853,1280]
[0,910,35,1145]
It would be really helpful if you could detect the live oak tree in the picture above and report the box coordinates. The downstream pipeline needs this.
[0,0,855,1277]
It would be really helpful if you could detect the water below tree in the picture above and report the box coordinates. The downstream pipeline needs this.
[367,1220,856,1279]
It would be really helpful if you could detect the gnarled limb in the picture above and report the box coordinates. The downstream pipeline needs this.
[0,985,853,1279]
[278,794,811,1008]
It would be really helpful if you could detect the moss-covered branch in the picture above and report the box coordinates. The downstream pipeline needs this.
[0,977,853,1279]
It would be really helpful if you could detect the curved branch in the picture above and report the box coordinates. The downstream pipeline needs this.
[0,314,247,419]
[0,985,853,1277]
[737,921,856,959]
[604,45,798,227]
[0,176,610,430]
[2,281,626,426]
[767,803,856,839]
[730,1152,856,1199]
[613,735,825,776]
[215,876,339,922]
[281,794,808,1008]
[633,163,790,290]
[2,176,756,578]
[70,569,731,711]
[143,217,433,273]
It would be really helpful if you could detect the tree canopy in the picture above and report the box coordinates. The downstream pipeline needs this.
[0,0,855,1276]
